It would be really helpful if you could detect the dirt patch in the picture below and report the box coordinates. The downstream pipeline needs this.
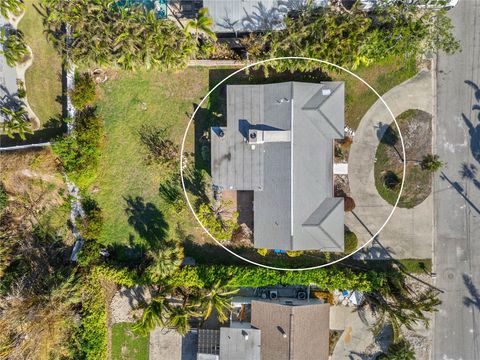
[374,109,433,208]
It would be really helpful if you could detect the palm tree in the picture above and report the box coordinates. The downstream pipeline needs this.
[421,154,444,172]
[0,0,24,18]
[185,8,217,42]
[200,280,238,323]
[166,304,200,336]
[132,292,172,335]
[363,274,441,342]
[0,28,29,67]
[1,106,33,140]
[147,244,184,282]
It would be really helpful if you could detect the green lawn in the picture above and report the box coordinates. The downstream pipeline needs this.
[18,0,63,126]
[111,323,149,360]
[94,68,209,250]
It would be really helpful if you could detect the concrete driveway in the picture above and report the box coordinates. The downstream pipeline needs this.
[346,70,434,259]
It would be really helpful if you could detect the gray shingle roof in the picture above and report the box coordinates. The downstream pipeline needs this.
[211,81,345,251]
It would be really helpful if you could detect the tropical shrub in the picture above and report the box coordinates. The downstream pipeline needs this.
[16,79,26,98]
[344,229,358,254]
[77,196,103,240]
[43,0,196,70]
[167,264,389,291]
[0,0,24,17]
[344,196,356,212]
[52,107,104,176]
[0,106,32,140]
[0,27,29,67]
[421,154,444,172]
[70,72,97,109]
[138,124,179,167]
[197,203,239,241]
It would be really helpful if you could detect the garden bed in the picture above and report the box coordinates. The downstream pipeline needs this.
[374,109,433,208]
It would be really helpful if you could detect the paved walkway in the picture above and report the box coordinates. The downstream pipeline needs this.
[346,70,434,259]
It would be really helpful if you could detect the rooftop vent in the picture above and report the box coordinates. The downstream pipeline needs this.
[322,89,332,96]
[218,129,225,138]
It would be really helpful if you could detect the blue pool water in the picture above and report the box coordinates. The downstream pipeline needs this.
[115,0,167,18]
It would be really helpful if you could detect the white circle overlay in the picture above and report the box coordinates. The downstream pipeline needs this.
[180,57,405,271]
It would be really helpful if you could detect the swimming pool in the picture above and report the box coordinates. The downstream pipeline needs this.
[115,0,167,18]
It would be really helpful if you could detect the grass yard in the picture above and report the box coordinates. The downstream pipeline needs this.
[374,109,433,208]
[333,55,417,130]
[94,68,209,250]
[111,323,149,360]
[18,0,63,126]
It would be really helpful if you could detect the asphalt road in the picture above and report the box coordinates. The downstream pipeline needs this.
[433,0,480,359]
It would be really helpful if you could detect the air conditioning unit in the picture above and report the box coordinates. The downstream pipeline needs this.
[269,290,278,300]
[297,291,307,300]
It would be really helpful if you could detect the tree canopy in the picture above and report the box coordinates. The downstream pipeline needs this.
[246,3,459,72]
[42,0,196,70]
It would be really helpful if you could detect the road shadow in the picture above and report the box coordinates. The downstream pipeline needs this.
[124,196,168,249]
[463,273,480,310]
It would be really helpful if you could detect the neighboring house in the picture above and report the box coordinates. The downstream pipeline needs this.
[196,299,330,360]
[203,0,306,34]
[172,0,326,34]
[211,82,345,251]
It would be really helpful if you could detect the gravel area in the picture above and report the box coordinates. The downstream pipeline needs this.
[110,286,151,324]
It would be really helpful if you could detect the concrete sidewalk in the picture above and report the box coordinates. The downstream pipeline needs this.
[346,70,434,259]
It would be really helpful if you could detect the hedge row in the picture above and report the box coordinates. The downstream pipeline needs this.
[99,264,391,292]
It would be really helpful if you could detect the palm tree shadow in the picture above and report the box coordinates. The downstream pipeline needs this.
[459,162,480,190]
[463,80,480,163]
[440,171,480,216]
[124,195,168,249]
[462,114,480,164]
[465,80,480,103]
[463,273,480,310]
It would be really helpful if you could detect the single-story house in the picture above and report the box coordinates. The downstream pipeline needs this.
[196,299,330,360]
[211,81,345,251]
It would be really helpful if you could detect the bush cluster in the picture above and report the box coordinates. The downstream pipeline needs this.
[70,72,97,109]
[344,230,358,254]
[52,107,104,178]
[167,265,386,292]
